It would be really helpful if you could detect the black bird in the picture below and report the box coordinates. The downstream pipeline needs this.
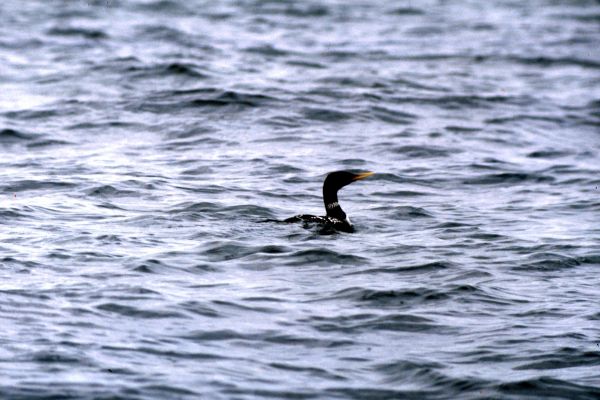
[284,170,374,233]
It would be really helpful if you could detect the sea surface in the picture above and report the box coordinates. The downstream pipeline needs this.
[1,0,600,399]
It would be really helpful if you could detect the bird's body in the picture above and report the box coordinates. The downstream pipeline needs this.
[284,214,354,232]
[284,170,373,233]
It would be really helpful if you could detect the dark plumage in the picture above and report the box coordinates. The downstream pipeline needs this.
[284,170,374,233]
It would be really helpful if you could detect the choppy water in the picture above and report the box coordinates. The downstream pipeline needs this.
[1,0,600,398]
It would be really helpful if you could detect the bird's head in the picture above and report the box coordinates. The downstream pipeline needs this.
[323,170,374,193]
[322,170,374,219]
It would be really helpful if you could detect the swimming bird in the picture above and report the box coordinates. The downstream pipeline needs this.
[284,170,374,233]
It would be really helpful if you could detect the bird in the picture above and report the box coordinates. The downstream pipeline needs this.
[284,170,374,233]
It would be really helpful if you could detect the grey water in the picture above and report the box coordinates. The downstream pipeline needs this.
[1,0,600,398]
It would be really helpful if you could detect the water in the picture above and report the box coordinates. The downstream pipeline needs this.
[1,0,599,398]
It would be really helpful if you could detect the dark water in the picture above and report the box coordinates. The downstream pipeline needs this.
[1,0,600,398]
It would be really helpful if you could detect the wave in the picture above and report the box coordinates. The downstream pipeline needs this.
[514,347,600,371]
[363,105,416,124]
[505,55,600,69]
[403,53,600,69]
[527,148,574,159]
[329,286,451,307]
[85,184,138,198]
[198,241,294,262]
[131,2,193,16]
[284,248,367,266]
[463,172,554,185]
[352,261,454,275]
[301,107,352,122]
[135,89,277,113]
[125,62,209,79]
[47,26,108,39]
[245,44,292,57]
[514,253,600,272]
[391,145,456,158]
[390,7,425,15]
[96,302,184,319]
[389,206,433,219]
[0,128,39,143]
[496,377,600,399]
[2,179,76,192]
[307,312,452,334]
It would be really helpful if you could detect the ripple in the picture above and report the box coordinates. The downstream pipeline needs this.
[0,128,39,143]
[201,241,270,262]
[514,253,599,272]
[463,172,554,185]
[47,26,108,39]
[505,55,600,69]
[285,248,367,266]
[329,287,450,307]
[137,89,276,112]
[26,139,71,148]
[245,44,291,57]
[389,206,433,219]
[527,148,574,159]
[301,107,352,123]
[96,303,185,319]
[132,1,193,15]
[390,7,425,16]
[514,347,600,371]
[126,62,209,79]
[2,179,77,192]
[346,260,454,276]
[85,184,138,198]
[496,377,600,399]
[392,145,456,158]
[306,312,451,334]
[28,350,86,364]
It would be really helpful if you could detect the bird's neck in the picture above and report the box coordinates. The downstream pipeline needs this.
[323,189,346,221]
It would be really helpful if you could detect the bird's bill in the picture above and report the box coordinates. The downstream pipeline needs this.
[352,171,374,181]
